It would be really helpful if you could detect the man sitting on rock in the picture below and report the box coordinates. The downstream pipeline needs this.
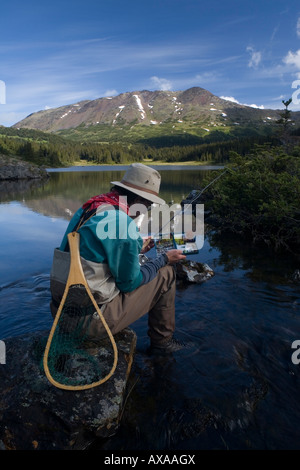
[50,163,187,353]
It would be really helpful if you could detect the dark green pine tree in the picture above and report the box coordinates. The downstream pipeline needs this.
[276,98,294,151]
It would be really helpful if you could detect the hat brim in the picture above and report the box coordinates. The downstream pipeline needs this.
[111,181,165,205]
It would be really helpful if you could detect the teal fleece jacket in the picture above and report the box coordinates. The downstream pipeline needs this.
[60,206,143,293]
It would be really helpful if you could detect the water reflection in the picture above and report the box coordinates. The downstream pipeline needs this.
[208,231,300,284]
[0,202,68,287]
[1,166,213,220]
[0,178,49,203]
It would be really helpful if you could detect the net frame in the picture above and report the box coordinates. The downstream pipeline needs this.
[43,231,118,391]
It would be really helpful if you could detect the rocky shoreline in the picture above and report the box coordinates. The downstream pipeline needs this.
[0,154,49,181]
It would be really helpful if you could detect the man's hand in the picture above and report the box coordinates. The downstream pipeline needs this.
[141,237,155,254]
[165,249,186,264]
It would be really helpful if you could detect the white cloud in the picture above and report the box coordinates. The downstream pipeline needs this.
[220,96,239,104]
[247,46,262,68]
[284,49,300,69]
[247,103,265,109]
[150,76,173,91]
[220,95,264,109]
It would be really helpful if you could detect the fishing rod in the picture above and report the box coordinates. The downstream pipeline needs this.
[139,166,232,250]
[180,166,230,209]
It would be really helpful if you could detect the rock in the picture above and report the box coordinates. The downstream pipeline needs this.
[0,154,48,181]
[0,328,136,450]
[292,269,300,284]
[175,260,214,284]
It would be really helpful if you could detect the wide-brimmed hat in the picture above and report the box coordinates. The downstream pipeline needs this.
[111,163,165,205]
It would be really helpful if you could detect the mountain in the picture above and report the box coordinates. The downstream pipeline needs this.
[12,87,300,144]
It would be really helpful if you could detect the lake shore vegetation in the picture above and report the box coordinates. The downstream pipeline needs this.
[202,144,300,255]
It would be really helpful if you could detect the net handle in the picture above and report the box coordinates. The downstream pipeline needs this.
[67,231,89,286]
[43,232,118,391]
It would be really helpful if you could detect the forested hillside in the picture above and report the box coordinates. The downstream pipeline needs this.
[0,124,280,167]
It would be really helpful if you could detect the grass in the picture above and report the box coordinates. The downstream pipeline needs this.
[142,159,214,166]
[72,158,215,167]
[57,120,219,144]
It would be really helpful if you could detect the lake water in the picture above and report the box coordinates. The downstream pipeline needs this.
[0,165,300,450]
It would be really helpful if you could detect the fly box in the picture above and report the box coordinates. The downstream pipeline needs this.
[154,233,199,255]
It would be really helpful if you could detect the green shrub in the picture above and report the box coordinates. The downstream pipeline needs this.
[203,145,300,252]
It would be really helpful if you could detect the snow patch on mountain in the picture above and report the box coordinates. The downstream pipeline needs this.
[113,105,125,124]
[133,94,145,120]
[60,110,72,119]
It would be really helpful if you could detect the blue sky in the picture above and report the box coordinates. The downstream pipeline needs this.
[1,0,300,127]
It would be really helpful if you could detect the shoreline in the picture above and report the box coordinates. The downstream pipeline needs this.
[47,160,224,172]
[72,159,215,167]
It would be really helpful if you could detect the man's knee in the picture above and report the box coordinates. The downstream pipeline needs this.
[157,265,176,291]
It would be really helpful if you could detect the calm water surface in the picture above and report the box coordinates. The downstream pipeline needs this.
[0,165,300,450]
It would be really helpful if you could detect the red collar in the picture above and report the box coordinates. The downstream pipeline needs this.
[82,190,130,214]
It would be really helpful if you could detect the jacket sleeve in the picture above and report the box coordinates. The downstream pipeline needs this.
[140,254,168,285]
